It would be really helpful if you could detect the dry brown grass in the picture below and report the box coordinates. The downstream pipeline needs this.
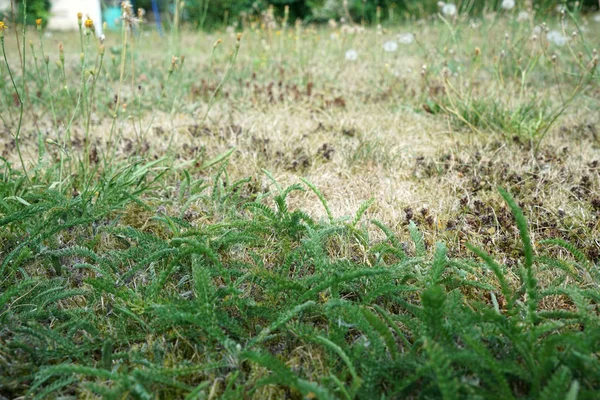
[2,15,599,268]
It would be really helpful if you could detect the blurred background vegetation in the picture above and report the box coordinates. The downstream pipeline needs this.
[5,0,600,30]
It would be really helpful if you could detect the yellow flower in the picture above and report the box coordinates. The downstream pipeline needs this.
[84,18,94,29]
[35,18,42,26]
[0,21,6,39]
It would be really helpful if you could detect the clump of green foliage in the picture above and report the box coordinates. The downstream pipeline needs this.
[1,158,599,398]
[1,2,599,399]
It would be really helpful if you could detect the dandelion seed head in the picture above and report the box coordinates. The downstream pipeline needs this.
[398,32,414,44]
[547,30,567,46]
[383,40,398,52]
[517,11,530,22]
[345,49,358,61]
[501,0,515,10]
[441,3,457,17]
[121,1,133,14]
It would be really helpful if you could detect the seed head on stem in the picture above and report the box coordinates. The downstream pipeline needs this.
[168,55,179,74]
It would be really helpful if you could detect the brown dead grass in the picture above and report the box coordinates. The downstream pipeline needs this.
[2,20,599,271]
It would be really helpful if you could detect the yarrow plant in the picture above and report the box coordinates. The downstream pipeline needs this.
[0,3,599,399]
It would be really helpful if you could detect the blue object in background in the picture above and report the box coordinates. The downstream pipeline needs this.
[101,0,163,36]
[103,6,122,30]
[153,0,164,36]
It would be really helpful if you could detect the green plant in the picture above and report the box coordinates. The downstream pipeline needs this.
[1,3,599,398]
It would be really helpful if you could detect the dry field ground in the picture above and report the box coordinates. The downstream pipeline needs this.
[3,18,599,264]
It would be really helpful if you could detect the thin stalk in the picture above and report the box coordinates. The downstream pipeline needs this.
[106,16,130,169]
[200,0,211,31]
[84,45,105,174]
[201,36,242,125]
[1,36,29,183]
[64,35,92,160]
[1,1,30,184]
[38,33,57,129]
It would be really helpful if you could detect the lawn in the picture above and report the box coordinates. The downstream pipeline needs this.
[1,3,599,399]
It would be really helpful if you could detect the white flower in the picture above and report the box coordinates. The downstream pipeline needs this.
[383,40,398,52]
[501,0,515,10]
[345,49,358,61]
[442,3,457,17]
[593,13,600,22]
[517,11,529,22]
[532,25,542,34]
[398,32,414,44]
[547,30,567,46]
